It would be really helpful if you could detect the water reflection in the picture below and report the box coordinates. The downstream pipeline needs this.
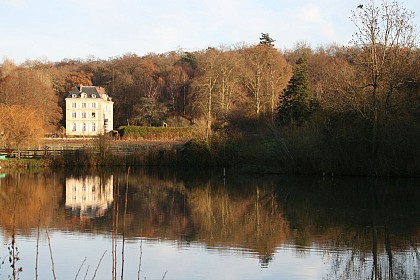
[0,172,63,233]
[0,169,419,279]
[65,176,113,218]
[276,176,420,279]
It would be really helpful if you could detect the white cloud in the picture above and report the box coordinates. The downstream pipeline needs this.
[2,0,419,62]
[0,0,25,6]
[297,3,337,41]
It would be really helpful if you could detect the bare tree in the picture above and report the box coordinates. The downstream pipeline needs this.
[242,44,291,118]
[0,58,17,79]
[214,49,247,120]
[243,46,266,116]
[191,48,220,144]
[351,0,417,155]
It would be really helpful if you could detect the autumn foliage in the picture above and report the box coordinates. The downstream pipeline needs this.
[0,105,45,158]
[0,1,419,175]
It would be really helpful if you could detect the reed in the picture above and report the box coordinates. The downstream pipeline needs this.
[83,265,90,280]
[137,240,142,280]
[112,176,120,280]
[8,173,22,280]
[92,251,106,280]
[121,167,130,280]
[74,257,87,280]
[45,228,57,280]
[36,213,41,280]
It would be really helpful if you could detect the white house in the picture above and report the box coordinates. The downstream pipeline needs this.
[65,85,114,136]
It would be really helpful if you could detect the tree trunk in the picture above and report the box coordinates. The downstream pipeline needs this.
[371,85,379,165]
[206,91,212,145]
[17,146,21,160]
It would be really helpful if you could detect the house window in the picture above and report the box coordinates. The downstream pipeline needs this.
[82,123,86,132]
[81,93,87,98]
[72,103,76,108]
[92,94,96,98]
[72,123,77,132]
[72,94,77,98]
[82,112,86,118]
[82,103,87,108]
[72,112,76,118]
[92,123,96,132]
[91,112,96,118]
[92,102,97,108]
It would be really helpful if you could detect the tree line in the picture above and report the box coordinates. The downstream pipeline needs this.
[1,39,292,127]
[0,0,419,175]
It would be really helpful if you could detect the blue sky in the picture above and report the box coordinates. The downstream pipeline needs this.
[1,0,419,63]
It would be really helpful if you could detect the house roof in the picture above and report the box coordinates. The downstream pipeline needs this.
[80,86,99,96]
[67,85,112,101]
[69,88,80,96]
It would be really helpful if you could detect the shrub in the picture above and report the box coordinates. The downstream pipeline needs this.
[118,126,193,141]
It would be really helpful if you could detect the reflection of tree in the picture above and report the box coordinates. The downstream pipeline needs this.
[323,225,420,280]
[1,169,420,278]
[108,169,290,264]
[188,185,289,260]
[107,173,420,277]
[277,176,420,280]
[110,169,192,239]
[0,172,64,235]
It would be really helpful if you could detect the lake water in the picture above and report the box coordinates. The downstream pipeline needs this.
[0,168,419,280]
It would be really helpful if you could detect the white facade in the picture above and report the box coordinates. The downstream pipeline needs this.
[65,85,114,136]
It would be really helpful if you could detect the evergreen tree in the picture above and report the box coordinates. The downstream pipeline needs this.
[276,54,315,126]
[259,33,275,47]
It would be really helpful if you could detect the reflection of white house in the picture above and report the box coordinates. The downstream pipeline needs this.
[65,85,114,136]
[65,176,114,218]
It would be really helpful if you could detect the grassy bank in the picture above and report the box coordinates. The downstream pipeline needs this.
[0,158,51,171]
[228,115,420,177]
[2,117,419,177]
[48,139,234,167]
[118,126,193,141]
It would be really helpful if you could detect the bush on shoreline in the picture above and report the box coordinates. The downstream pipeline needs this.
[2,115,419,177]
[118,126,193,141]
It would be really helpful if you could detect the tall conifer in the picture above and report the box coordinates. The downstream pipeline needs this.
[276,54,315,126]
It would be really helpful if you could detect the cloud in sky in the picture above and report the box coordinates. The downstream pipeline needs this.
[0,0,419,63]
[296,3,340,42]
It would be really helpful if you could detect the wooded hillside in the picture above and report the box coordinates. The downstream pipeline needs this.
[1,1,419,175]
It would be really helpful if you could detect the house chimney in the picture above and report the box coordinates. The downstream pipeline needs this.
[79,84,83,92]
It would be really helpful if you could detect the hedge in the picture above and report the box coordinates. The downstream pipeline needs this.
[118,126,193,141]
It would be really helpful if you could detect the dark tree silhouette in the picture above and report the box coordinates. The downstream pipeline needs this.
[276,54,315,126]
